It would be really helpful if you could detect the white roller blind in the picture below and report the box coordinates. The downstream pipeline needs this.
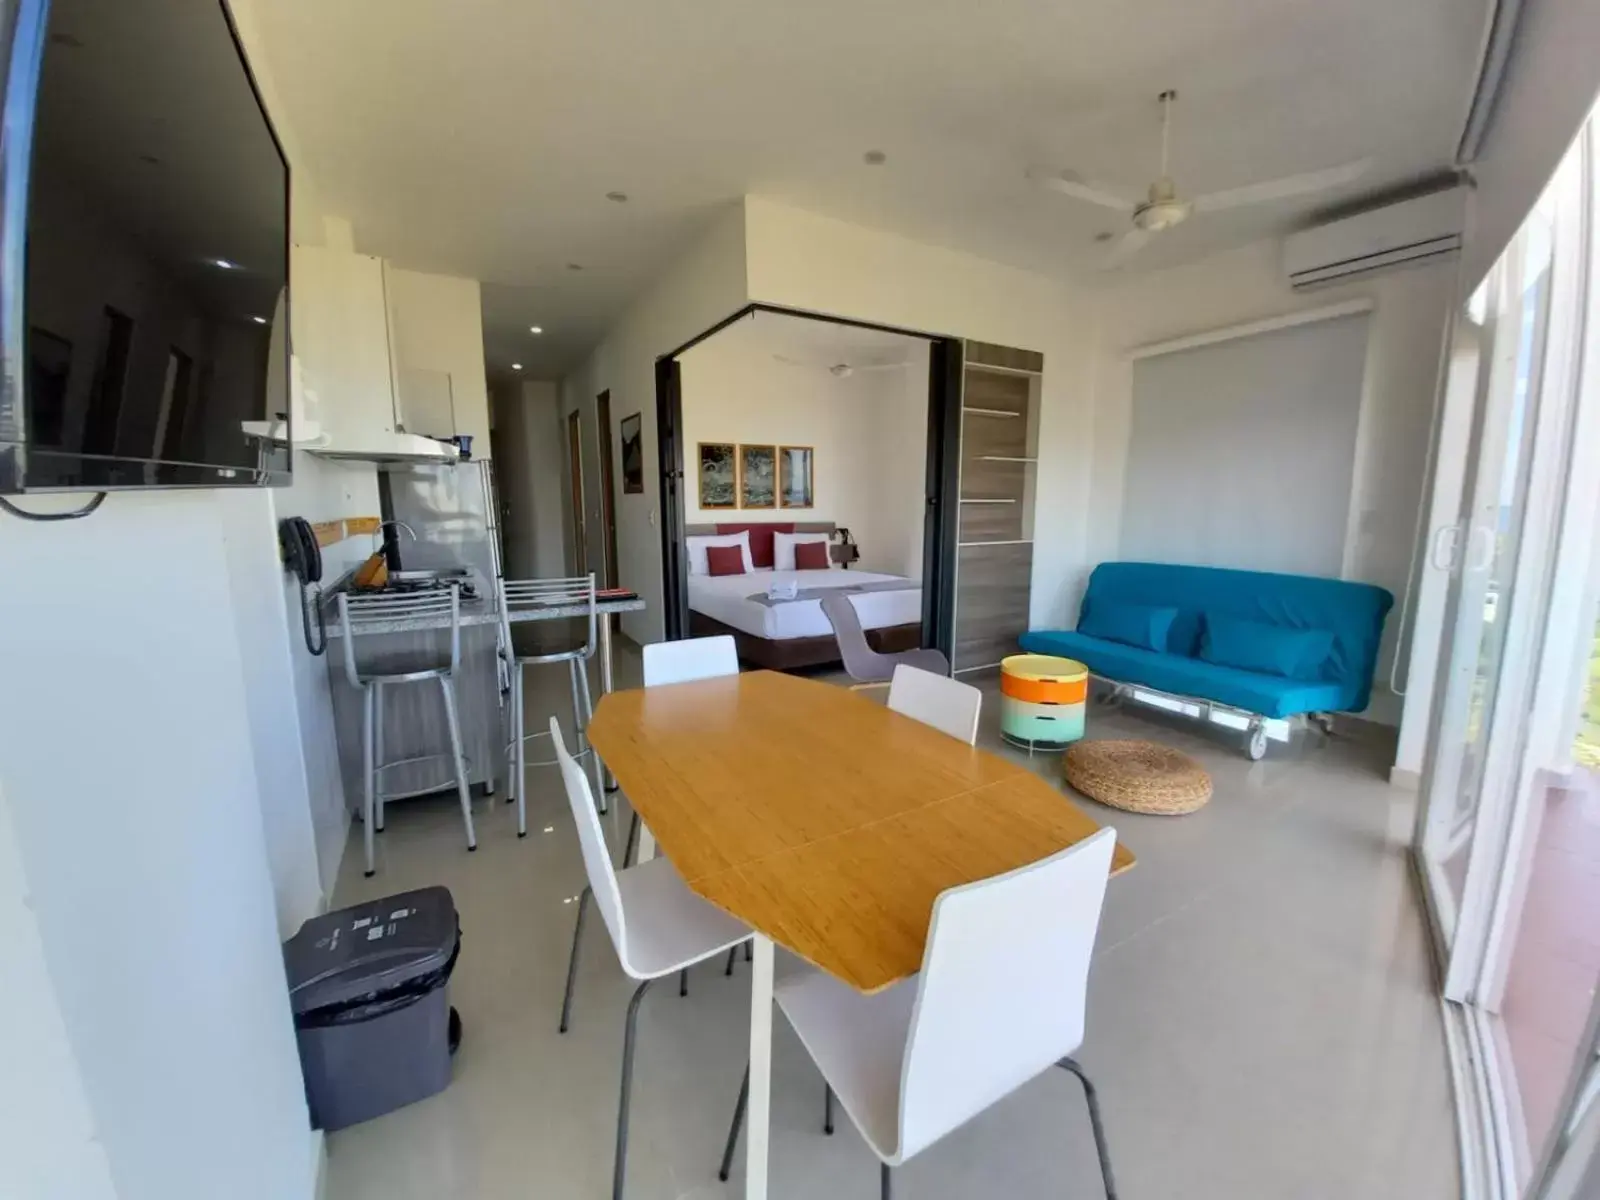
[1119,311,1370,577]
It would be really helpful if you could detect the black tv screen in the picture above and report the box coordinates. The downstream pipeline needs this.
[0,0,291,492]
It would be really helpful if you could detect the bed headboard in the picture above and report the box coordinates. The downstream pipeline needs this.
[685,521,836,570]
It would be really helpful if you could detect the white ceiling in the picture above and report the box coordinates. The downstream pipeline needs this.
[248,0,1486,378]
[690,311,928,373]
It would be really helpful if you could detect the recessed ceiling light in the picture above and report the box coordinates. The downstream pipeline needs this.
[529,325,543,335]
[511,363,523,371]
[566,262,583,272]
[863,150,887,166]
[212,258,239,270]
[250,315,268,324]
[605,191,628,203]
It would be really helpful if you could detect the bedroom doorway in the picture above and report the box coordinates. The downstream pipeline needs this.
[654,304,962,667]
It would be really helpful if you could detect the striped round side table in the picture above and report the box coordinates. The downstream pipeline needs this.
[999,654,1089,752]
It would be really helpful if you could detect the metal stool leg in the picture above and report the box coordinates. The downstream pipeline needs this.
[724,945,738,976]
[880,1163,892,1199]
[623,811,640,868]
[438,676,477,851]
[361,683,377,877]
[824,1084,834,1134]
[513,665,527,838]
[613,979,654,1200]
[372,681,386,832]
[574,658,607,814]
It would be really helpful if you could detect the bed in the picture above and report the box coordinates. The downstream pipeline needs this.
[685,521,925,670]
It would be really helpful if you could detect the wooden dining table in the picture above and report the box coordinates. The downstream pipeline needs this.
[586,670,1135,1199]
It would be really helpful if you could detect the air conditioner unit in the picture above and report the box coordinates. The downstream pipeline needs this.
[1284,187,1466,290]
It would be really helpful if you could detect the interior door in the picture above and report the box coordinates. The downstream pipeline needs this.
[566,410,588,576]
[595,390,619,588]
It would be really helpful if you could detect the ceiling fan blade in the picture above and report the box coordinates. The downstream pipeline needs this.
[1192,159,1373,213]
[1101,228,1154,270]
[1027,166,1137,211]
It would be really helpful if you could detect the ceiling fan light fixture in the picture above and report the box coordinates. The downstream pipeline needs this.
[1132,198,1191,231]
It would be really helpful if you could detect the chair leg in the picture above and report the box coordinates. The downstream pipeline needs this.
[623,811,640,868]
[880,1163,892,1200]
[361,684,376,877]
[373,681,386,832]
[513,667,527,838]
[824,1084,834,1134]
[438,676,477,851]
[719,1060,750,1181]
[679,968,688,997]
[1057,1058,1119,1200]
[558,886,591,1033]
[613,979,654,1200]
[724,946,738,976]
[745,941,753,963]
[718,1064,750,1182]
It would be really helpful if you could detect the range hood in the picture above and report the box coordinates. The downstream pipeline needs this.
[307,431,458,465]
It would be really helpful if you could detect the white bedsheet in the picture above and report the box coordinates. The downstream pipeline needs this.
[689,569,922,641]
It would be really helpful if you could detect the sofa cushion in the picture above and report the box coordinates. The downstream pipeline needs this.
[1199,614,1335,680]
[1079,602,1178,652]
[1018,630,1349,719]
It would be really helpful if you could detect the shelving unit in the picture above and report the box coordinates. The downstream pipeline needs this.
[951,340,1042,672]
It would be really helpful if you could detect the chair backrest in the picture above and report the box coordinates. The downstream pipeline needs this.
[819,592,895,683]
[641,635,739,686]
[887,665,981,745]
[496,574,597,663]
[549,717,638,975]
[896,827,1117,1162]
[337,584,461,688]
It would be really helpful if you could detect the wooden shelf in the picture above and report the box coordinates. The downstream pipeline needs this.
[959,539,1034,547]
[976,455,1037,463]
[961,406,1022,418]
[959,497,1017,504]
[965,360,1041,379]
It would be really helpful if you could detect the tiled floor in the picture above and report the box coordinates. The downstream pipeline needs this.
[323,651,1458,1200]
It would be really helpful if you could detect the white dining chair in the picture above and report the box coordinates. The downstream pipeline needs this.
[640,633,740,686]
[887,663,983,745]
[718,827,1121,1200]
[552,718,752,1200]
[624,635,741,867]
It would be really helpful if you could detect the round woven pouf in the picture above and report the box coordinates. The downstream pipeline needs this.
[1064,739,1212,816]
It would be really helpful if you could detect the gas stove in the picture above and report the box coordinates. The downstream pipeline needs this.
[352,575,480,602]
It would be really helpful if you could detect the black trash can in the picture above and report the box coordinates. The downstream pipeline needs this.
[283,886,462,1131]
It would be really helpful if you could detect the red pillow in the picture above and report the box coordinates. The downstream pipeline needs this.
[794,540,831,570]
[705,545,747,576]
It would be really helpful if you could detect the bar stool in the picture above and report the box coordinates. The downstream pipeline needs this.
[497,574,605,838]
[338,584,477,877]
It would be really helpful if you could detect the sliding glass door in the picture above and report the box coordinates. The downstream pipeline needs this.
[1413,113,1600,1197]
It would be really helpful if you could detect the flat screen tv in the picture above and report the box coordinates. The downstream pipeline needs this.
[0,0,290,492]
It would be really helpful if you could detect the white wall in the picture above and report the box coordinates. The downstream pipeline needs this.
[560,204,750,642]
[0,492,315,1200]
[677,331,927,576]
[384,266,492,451]
[490,379,569,579]
[0,784,118,1200]
[742,196,1097,628]
[1082,239,1457,725]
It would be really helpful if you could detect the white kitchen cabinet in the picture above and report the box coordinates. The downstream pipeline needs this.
[290,245,397,443]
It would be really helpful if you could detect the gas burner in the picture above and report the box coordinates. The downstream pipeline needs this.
[352,576,479,602]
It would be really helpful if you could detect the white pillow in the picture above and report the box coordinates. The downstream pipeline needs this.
[772,530,831,571]
[687,531,754,576]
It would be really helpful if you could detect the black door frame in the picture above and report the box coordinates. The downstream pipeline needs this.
[655,302,963,657]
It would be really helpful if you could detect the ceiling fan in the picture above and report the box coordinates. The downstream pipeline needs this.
[1029,90,1372,267]
[771,353,904,377]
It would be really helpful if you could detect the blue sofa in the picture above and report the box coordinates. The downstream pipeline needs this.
[1020,562,1394,722]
